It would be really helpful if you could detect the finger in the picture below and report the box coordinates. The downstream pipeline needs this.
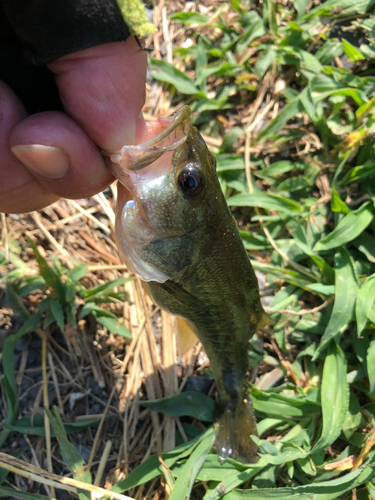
[48,38,148,151]
[10,111,114,200]
[0,80,59,213]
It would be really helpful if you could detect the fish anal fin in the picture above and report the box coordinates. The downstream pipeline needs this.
[176,317,199,356]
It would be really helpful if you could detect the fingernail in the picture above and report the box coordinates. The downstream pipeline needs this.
[11,144,69,180]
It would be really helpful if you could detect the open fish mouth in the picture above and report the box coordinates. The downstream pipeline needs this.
[103,105,192,181]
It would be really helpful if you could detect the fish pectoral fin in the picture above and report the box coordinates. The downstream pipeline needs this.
[176,317,199,355]
[256,310,273,331]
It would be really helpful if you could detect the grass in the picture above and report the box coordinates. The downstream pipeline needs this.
[2,0,375,498]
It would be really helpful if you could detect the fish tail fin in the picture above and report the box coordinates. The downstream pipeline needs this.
[214,397,258,464]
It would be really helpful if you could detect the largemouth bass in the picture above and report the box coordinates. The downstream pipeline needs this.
[105,106,268,463]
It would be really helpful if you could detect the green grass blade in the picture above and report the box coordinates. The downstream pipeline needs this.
[313,341,349,453]
[250,387,320,417]
[111,433,204,493]
[222,461,375,498]
[6,282,30,321]
[203,464,265,500]
[46,407,92,499]
[68,263,88,282]
[356,273,375,335]
[256,93,304,140]
[95,315,132,338]
[50,297,65,331]
[150,58,201,95]
[140,392,215,421]
[227,193,303,213]
[366,339,375,396]
[0,486,53,499]
[169,428,215,500]
[28,239,66,303]
[80,277,131,299]
[313,202,374,252]
[1,310,43,437]
[313,248,358,358]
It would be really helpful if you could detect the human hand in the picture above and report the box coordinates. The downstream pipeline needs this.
[0,37,148,213]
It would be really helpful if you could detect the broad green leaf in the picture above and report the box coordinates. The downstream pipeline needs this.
[196,42,208,88]
[140,392,215,422]
[292,224,335,283]
[250,387,320,417]
[240,231,273,250]
[51,297,65,331]
[6,282,29,321]
[367,480,375,498]
[356,274,375,335]
[198,62,242,82]
[68,264,88,282]
[356,96,375,118]
[79,302,117,319]
[237,12,265,54]
[173,455,247,482]
[96,316,132,338]
[171,12,209,25]
[169,429,215,500]
[261,445,308,466]
[10,275,46,297]
[216,154,245,171]
[223,464,375,499]
[341,163,375,185]
[254,46,277,78]
[257,160,304,178]
[314,202,374,252]
[81,277,131,299]
[150,59,201,95]
[301,0,375,21]
[342,39,365,62]
[352,231,375,263]
[315,40,343,64]
[112,433,204,493]
[203,464,264,500]
[295,0,308,17]
[8,414,105,436]
[313,248,358,357]
[251,260,317,290]
[305,284,335,295]
[309,74,368,106]
[313,342,349,452]
[331,187,350,214]
[228,193,303,213]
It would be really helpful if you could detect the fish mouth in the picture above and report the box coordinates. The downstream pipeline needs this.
[103,105,192,181]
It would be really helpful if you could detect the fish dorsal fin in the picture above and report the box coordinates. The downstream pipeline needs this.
[256,310,273,331]
[176,317,199,356]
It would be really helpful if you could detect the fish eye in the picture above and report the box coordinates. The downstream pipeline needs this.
[177,166,204,198]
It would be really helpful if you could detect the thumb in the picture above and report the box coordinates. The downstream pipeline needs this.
[47,37,148,151]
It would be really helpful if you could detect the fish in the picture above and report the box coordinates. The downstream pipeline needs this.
[104,106,269,463]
